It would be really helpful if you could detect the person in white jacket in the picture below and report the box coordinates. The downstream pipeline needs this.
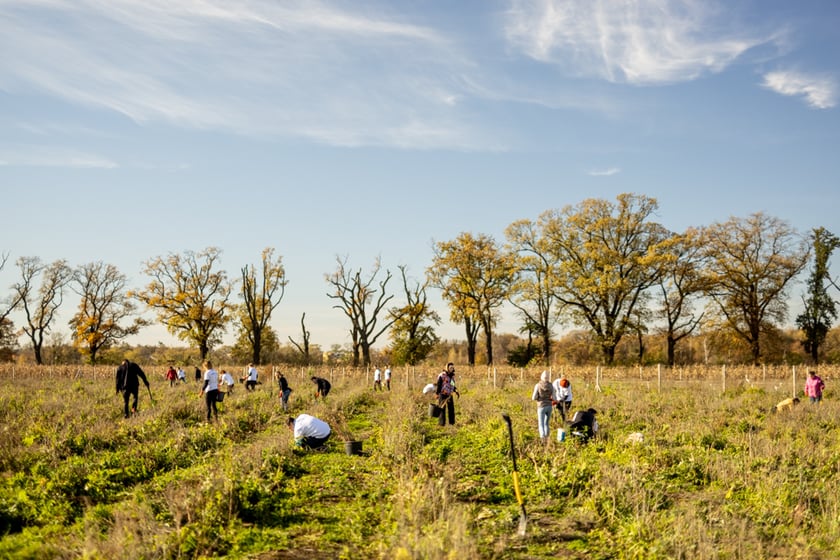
[552,375,573,423]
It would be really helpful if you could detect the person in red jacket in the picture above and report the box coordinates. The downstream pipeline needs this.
[165,365,177,387]
[805,370,825,404]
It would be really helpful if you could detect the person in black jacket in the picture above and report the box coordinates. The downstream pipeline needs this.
[568,408,599,442]
[116,359,151,418]
[311,376,331,399]
[278,372,292,411]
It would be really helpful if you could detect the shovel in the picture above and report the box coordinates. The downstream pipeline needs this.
[501,413,527,537]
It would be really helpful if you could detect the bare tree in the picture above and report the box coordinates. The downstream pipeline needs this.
[13,257,73,364]
[288,312,312,365]
[240,248,288,365]
[69,261,148,364]
[0,252,22,324]
[325,256,398,367]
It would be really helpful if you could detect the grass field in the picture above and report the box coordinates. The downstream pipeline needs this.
[0,365,837,559]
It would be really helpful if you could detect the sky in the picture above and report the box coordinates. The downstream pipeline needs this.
[1,0,839,352]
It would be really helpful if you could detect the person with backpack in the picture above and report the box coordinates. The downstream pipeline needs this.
[115,359,151,418]
[532,370,554,443]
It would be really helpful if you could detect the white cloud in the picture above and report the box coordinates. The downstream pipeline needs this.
[588,167,620,176]
[0,0,488,149]
[761,71,837,109]
[504,0,778,85]
[0,146,118,168]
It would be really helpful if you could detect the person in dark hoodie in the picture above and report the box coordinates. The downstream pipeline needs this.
[116,359,151,418]
[311,376,331,399]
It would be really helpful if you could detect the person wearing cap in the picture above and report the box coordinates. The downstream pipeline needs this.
[532,370,555,443]
[552,375,573,423]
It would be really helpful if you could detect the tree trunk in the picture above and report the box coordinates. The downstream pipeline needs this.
[667,335,676,367]
[465,322,477,366]
[252,327,262,365]
[541,328,551,366]
[602,343,616,365]
[483,321,493,366]
[361,342,372,366]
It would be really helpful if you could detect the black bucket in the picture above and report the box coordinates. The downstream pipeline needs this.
[429,403,442,418]
[344,440,363,455]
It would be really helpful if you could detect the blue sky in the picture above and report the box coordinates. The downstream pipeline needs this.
[1,0,839,351]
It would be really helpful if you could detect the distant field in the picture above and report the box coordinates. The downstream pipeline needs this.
[0,364,836,558]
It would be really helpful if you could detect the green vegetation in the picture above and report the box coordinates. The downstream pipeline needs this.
[0,366,838,559]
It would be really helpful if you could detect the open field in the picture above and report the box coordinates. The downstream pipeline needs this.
[0,365,837,559]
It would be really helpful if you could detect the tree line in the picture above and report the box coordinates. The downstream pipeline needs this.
[1,193,837,367]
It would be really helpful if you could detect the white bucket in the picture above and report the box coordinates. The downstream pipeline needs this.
[557,428,566,442]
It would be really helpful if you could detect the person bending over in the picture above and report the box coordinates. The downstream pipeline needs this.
[288,414,331,449]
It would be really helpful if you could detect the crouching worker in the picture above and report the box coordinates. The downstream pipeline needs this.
[288,414,331,450]
[773,397,800,413]
[568,408,599,442]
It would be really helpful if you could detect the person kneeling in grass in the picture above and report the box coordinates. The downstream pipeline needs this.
[288,414,331,450]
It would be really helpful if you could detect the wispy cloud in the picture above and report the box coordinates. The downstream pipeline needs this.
[504,0,780,85]
[0,0,490,149]
[588,167,620,176]
[761,71,837,109]
[0,147,118,169]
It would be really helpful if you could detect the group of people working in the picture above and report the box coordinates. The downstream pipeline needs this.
[532,370,598,443]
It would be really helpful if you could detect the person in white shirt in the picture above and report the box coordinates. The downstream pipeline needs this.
[176,367,186,384]
[287,414,331,449]
[552,375,573,423]
[384,366,392,391]
[373,367,382,391]
[221,370,235,394]
[245,363,259,391]
[200,360,220,422]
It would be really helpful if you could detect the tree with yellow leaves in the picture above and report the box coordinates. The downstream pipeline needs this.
[701,213,808,365]
[427,232,517,366]
[133,247,232,361]
[542,193,674,365]
[69,261,147,364]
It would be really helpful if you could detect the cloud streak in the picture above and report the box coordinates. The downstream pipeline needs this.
[0,0,489,149]
[0,146,118,169]
[588,167,620,176]
[761,71,837,109]
[504,0,779,85]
